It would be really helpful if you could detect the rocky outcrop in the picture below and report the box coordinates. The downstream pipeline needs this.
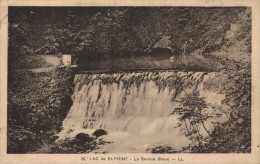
[75,133,95,142]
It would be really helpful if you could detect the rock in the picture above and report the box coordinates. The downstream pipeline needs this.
[92,129,107,138]
[75,133,94,142]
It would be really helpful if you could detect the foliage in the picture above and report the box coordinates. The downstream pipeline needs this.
[171,92,214,152]
[8,66,74,153]
[9,7,250,61]
[200,61,251,153]
[201,106,251,153]
[8,17,34,55]
[171,58,251,153]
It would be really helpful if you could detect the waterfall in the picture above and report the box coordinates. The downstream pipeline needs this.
[57,71,228,153]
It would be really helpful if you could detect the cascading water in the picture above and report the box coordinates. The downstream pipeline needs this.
[57,71,228,153]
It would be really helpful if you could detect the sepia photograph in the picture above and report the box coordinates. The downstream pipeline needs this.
[7,6,252,154]
[1,0,260,163]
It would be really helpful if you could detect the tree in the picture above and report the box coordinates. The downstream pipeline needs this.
[8,15,34,55]
[171,92,213,152]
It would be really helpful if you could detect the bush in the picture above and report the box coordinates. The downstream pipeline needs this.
[8,67,74,153]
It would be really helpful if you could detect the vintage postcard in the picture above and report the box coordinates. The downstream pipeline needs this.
[0,0,259,163]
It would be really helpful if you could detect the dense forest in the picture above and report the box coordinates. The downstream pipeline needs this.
[9,7,251,61]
